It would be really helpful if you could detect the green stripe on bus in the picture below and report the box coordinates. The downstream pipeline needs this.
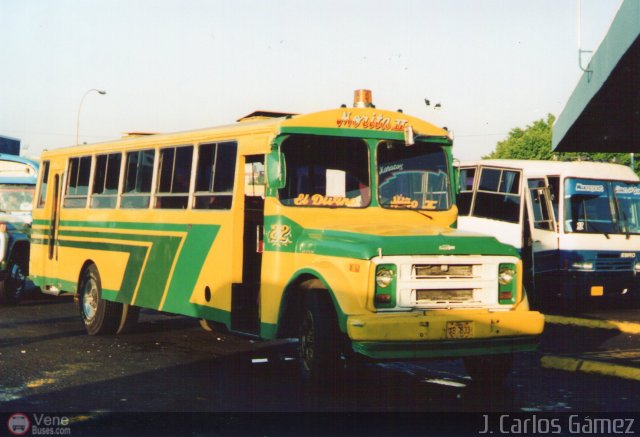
[33,221,220,311]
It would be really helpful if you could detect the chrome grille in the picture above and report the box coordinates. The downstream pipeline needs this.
[416,289,474,303]
[413,264,474,278]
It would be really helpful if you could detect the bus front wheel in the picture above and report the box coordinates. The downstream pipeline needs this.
[298,291,343,388]
[78,264,123,335]
[0,261,26,305]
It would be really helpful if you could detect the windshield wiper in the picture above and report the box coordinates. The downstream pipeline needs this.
[380,203,433,220]
[619,208,631,240]
[411,209,434,220]
[585,221,610,239]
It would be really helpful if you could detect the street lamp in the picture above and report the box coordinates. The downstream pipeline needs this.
[76,88,106,145]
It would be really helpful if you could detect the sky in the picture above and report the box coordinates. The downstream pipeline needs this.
[0,0,624,161]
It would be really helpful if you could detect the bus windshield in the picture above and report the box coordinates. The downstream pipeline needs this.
[614,182,640,234]
[0,184,35,213]
[564,178,640,235]
[377,140,450,210]
[279,135,370,208]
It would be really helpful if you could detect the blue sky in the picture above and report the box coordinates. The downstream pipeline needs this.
[0,0,623,160]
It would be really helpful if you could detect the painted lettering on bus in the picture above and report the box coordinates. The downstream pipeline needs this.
[336,111,408,131]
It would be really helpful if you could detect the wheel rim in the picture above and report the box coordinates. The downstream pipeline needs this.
[82,278,99,322]
[300,311,315,371]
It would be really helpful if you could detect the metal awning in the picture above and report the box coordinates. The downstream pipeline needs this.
[552,0,640,152]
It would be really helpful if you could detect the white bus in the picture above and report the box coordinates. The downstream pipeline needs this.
[457,159,640,308]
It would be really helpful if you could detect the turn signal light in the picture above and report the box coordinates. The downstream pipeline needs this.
[499,291,513,301]
[374,294,392,304]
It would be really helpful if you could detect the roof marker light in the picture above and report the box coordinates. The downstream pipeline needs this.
[353,89,373,108]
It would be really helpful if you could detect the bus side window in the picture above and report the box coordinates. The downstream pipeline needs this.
[63,156,91,208]
[457,167,475,215]
[547,176,560,220]
[194,141,237,210]
[37,161,50,208]
[121,149,155,209]
[155,145,193,209]
[91,153,121,209]
[529,188,554,231]
[473,168,521,223]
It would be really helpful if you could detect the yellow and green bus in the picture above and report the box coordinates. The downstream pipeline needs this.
[30,90,544,385]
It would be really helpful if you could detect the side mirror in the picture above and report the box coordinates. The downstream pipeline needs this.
[404,125,415,147]
[266,150,286,190]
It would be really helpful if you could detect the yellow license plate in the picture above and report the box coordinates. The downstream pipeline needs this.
[446,321,473,339]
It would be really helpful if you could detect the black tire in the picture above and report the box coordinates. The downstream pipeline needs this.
[116,304,140,334]
[78,264,123,335]
[0,261,26,305]
[298,291,345,388]
[464,353,513,386]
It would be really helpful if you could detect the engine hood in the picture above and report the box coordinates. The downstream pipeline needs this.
[264,216,518,259]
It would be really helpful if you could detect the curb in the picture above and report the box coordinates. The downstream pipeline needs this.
[545,314,640,335]
[540,355,640,381]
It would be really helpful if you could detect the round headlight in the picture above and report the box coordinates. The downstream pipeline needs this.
[498,267,515,286]
[376,268,394,288]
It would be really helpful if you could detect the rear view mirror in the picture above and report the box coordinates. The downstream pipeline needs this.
[266,150,286,190]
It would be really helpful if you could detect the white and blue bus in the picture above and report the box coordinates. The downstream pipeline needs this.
[457,159,640,308]
[0,154,39,304]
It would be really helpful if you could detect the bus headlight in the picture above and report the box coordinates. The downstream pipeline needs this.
[498,263,517,304]
[376,268,394,288]
[635,262,640,273]
[375,265,396,308]
[498,265,515,286]
[571,261,594,271]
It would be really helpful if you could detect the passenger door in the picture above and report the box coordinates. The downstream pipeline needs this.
[32,159,63,293]
[231,155,264,335]
[525,178,559,292]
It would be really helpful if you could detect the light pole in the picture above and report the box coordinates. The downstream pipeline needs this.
[76,88,106,145]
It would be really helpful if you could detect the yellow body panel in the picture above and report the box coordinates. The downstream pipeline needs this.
[346,309,545,342]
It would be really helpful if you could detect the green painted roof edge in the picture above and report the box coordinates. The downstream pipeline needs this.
[552,0,640,151]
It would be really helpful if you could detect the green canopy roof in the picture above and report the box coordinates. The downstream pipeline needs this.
[552,0,640,152]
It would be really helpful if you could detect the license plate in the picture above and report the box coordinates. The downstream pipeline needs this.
[446,321,473,339]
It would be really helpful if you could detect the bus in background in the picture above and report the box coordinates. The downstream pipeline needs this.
[0,154,38,304]
[457,159,640,309]
[30,91,543,386]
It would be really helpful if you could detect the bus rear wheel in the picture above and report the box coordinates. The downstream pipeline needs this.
[464,353,513,386]
[78,264,123,335]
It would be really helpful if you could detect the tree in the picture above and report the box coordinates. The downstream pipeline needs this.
[483,114,555,160]
[482,114,638,174]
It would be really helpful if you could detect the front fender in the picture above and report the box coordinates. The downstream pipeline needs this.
[283,259,372,333]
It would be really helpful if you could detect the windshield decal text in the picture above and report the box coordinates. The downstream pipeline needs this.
[293,193,360,207]
[575,183,604,193]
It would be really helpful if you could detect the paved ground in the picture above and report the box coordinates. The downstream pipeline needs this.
[541,307,640,381]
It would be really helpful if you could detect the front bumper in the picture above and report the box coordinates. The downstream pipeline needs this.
[347,309,544,359]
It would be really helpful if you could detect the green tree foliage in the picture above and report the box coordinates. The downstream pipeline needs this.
[482,114,638,174]
[484,114,556,160]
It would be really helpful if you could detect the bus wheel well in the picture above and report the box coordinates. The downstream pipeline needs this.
[277,275,330,339]
[9,241,30,275]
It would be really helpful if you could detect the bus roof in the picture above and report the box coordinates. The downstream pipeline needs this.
[41,104,451,158]
[0,154,39,184]
[460,159,639,182]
